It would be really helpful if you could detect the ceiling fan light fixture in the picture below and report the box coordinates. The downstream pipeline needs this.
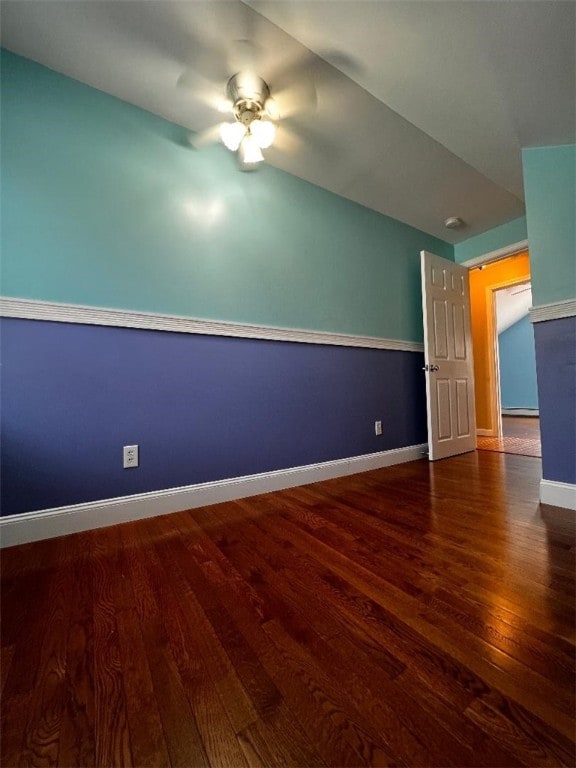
[217,74,277,166]
[220,121,246,151]
[239,134,264,164]
[250,119,276,149]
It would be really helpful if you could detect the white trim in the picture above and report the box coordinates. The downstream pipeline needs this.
[460,239,529,269]
[540,479,576,511]
[0,297,424,353]
[0,444,428,547]
[529,298,576,324]
[501,408,539,417]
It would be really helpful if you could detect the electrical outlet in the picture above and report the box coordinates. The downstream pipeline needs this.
[123,444,139,469]
[374,420,382,436]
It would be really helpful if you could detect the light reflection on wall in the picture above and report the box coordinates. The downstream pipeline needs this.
[182,198,225,229]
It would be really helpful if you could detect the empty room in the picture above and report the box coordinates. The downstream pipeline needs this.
[1,1,575,766]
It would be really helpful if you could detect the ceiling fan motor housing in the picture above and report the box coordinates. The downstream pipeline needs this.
[227,72,270,127]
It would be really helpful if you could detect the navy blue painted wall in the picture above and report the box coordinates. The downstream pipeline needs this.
[533,316,576,485]
[0,318,427,516]
[498,315,538,410]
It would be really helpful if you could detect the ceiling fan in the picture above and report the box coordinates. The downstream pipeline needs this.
[172,0,363,171]
[177,26,321,171]
[215,70,280,167]
[181,53,320,170]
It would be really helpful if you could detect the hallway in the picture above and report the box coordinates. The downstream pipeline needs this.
[477,416,541,457]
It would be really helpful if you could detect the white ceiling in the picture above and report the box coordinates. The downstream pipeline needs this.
[1,1,574,243]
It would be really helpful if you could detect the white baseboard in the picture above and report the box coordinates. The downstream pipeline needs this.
[540,479,576,511]
[501,409,539,417]
[0,444,428,548]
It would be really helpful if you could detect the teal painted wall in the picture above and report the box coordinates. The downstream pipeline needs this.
[498,315,538,410]
[522,145,576,306]
[1,50,452,342]
[454,217,527,264]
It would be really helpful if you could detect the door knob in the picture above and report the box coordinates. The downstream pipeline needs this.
[430,364,440,372]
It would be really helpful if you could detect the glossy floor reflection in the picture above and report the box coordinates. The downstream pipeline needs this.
[1,451,574,767]
[478,415,541,457]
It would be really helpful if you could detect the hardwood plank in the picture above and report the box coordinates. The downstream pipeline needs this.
[139,519,248,768]
[260,501,576,737]
[112,527,170,768]
[58,533,96,768]
[7,538,74,767]
[241,510,527,765]
[1,450,574,767]
[237,704,330,768]
[19,586,70,765]
[162,530,284,722]
[122,524,210,768]
[225,498,573,754]
[152,520,261,735]
[465,694,575,766]
[91,529,133,767]
[0,646,15,697]
[172,514,394,766]
[1,692,30,768]
[398,669,521,768]
[264,616,459,766]
[1,564,55,694]
[423,587,574,685]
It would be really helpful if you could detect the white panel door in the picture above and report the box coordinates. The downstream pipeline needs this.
[420,250,476,460]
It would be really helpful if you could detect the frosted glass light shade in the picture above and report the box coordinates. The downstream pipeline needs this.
[250,119,276,149]
[239,135,264,164]
[220,122,246,151]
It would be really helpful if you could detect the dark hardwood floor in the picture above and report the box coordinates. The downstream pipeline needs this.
[477,417,542,458]
[1,451,575,767]
[502,416,540,439]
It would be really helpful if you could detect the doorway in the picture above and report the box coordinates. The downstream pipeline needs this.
[467,251,541,457]
[477,415,541,457]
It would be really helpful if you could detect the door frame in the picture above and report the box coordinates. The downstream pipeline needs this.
[487,277,532,437]
[460,238,530,438]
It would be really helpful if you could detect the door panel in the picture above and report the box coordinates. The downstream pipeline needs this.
[433,300,449,358]
[436,380,452,440]
[421,251,476,460]
[453,305,467,359]
[456,380,471,436]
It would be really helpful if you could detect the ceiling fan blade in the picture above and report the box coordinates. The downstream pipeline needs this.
[272,78,317,119]
[258,48,318,119]
[270,124,303,156]
[177,74,231,114]
[189,124,223,149]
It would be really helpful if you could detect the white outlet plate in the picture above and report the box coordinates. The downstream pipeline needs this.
[123,444,139,469]
[374,421,382,436]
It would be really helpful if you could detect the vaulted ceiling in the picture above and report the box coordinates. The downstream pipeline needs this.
[2,0,574,243]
